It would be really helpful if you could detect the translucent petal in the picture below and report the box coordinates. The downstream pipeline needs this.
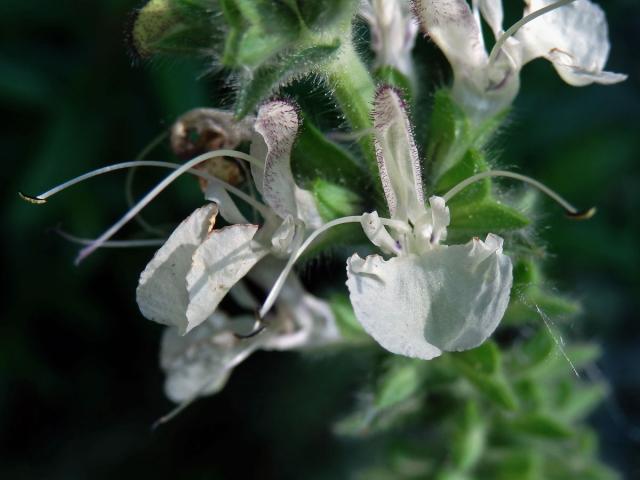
[415,0,488,71]
[346,234,513,358]
[373,86,424,222]
[185,225,267,333]
[517,0,626,86]
[136,204,217,331]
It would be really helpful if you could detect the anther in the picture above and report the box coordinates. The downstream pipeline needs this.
[566,207,597,221]
[18,192,46,205]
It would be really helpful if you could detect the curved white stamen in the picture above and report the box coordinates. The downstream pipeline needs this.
[28,159,269,216]
[259,214,406,318]
[488,0,576,65]
[125,131,170,236]
[72,154,272,264]
[55,228,165,248]
[443,170,594,218]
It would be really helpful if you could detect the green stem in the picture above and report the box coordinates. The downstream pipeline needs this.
[326,42,377,174]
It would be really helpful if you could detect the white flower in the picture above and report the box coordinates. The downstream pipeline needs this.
[414,0,627,118]
[359,0,419,80]
[161,260,339,403]
[137,100,323,334]
[261,87,513,360]
[346,87,512,359]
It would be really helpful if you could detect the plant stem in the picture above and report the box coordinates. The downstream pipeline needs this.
[326,42,377,174]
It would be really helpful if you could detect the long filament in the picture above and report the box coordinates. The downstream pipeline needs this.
[442,170,595,218]
[488,0,576,65]
[55,228,165,248]
[125,130,170,236]
[259,214,406,318]
[73,155,270,264]
[21,150,272,264]
[259,216,363,318]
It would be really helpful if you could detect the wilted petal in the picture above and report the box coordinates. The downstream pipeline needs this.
[517,0,626,86]
[373,86,424,222]
[346,233,512,358]
[415,0,487,71]
[185,224,267,333]
[161,312,263,403]
[137,204,217,330]
[250,100,300,219]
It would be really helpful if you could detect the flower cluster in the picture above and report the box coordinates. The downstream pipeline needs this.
[413,0,626,118]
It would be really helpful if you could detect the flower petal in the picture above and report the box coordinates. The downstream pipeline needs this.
[361,211,401,255]
[161,312,263,403]
[250,100,300,219]
[517,0,626,86]
[373,86,424,222]
[185,224,267,333]
[415,0,488,71]
[136,204,217,331]
[477,0,504,38]
[346,233,512,358]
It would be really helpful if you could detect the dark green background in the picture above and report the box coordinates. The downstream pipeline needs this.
[2,1,639,478]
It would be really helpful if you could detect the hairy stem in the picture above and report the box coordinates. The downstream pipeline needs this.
[326,42,377,173]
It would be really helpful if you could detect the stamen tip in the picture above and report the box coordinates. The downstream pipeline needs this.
[566,207,596,221]
[19,192,46,205]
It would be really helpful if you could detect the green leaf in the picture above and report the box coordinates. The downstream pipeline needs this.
[453,341,500,376]
[448,199,530,239]
[292,117,365,186]
[452,402,486,472]
[434,149,490,204]
[556,383,607,421]
[374,66,413,101]
[235,42,341,117]
[451,343,518,411]
[375,358,425,410]
[312,179,361,221]
[509,413,573,439]
[427,89,507,181]
[508,328,555,376]
[329,293,368,342]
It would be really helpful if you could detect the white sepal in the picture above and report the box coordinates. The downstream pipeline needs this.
[250,100,300,219]
[373,86,424,222]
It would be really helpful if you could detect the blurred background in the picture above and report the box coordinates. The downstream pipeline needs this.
[1,0,639,478]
